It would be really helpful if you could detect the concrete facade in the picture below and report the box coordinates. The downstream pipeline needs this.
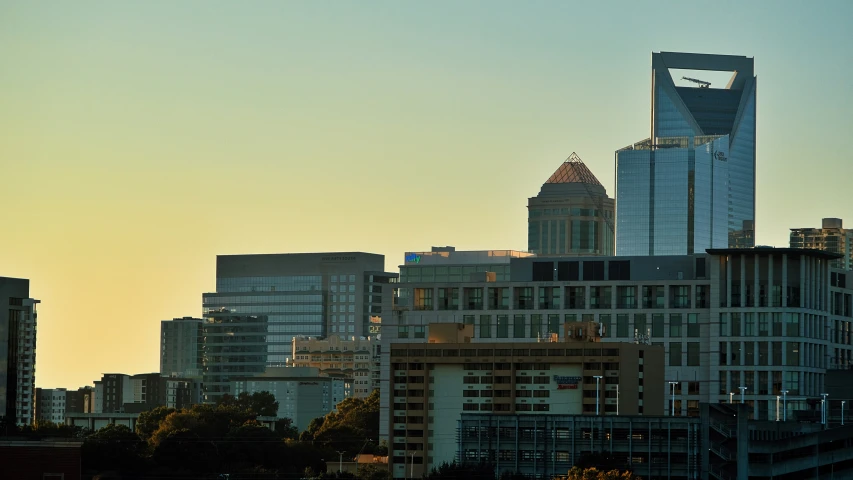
[790,217,853,270]
[34,388,67,425]
[291,334,379,398]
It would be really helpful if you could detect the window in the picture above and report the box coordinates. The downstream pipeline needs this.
[687,314,699,337]
[687,342,700,366]
[530,314,543,339]
[695,285,708,308]
[643,286,664,308]
[513,315,526,338]
[414,326,425,339]
[566,287,585,309]
[547,314,560,335]
[583,261,605,281]
[463,315,475,325]
[744,341,754,365]
[786,313,799,336]
[757,341,768,366]
[398,326,409,339]
[744,313,755,336]
[590,286,612,309]
[479,315,492,338]
[599,314,611,338]
[515,287,534,310]
[617,286,636,309]
[616,314,629,337]
[670,314,682,337]
[532,262,554,281]
[784,371,799,395]
[772,313,783,336]
[731,313,741,336]
[719,342,727,365]
[608,260,630,280]
[497,315,509,338]
[786,342,800,366]
[634,314,647,337]
[669,342,682,366]
[652,314,664,337]
[557,261,579,281]
[720,313,728,337]
[758,313,769,336]
[670,286,690,308]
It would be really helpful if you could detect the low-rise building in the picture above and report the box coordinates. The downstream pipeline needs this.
[385,323,665,478]
[291,334,379,397]
[231,367,351,431]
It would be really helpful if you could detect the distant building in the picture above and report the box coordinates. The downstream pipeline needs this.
[160,317,203,378]
[528,153,615,256]
[0,276,39,427]
[34,388,67,425]
[164,376,202,410]
[203,253,396,367]
[291,334,379,397]
[202,314,269,403]
[0,440,82,480]
[231,367,351,431]
[729,220,756,249]
[66,387,94,415]
[790,218,853,270]
[616,52,757,256]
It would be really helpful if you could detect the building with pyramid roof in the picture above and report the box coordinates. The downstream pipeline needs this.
[527,153,615,256]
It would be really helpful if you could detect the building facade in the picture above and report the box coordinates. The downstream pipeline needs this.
[385,325,664,478]
[34,388,67,425]
[386,248,853,425]
[203,253,396,368]
[616,52,757,256]
[231,367,350,431]
[291,334,379,398]
[1,276,39,427]
[160,317,203,378]
[202,314,268,403]
[528,153,615,256]
[790,218,853,270]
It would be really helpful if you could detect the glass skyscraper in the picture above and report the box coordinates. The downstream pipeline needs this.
[616,52,757,256]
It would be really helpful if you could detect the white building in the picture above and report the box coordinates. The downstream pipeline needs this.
[231,367,350,431]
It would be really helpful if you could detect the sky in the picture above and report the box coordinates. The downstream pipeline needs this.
[1,0,851,389]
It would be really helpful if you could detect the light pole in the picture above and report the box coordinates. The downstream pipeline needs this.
[336,450,345,473]
[776,395,781,421]
[782,390,789,421]
[668,381,679,416]
[821,393,829,426]
[738,386,747,404]
[410,451,415,478]
[843,400,846,426]
[729,392,734,404]
[593,375,603,415]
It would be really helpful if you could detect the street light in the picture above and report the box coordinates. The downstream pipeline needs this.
[668,381,679,416]
[776,395,781,421]
[336,450,345,473]
[729,392,734,404]
[821,393,829,426]
[738,386,747,405]
[616,384,620,416]
[593,375,603,415]
[843,400,846,426]
[782,390,789,421]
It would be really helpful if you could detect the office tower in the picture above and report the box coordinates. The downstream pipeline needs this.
[202,252,396,367]
[616,52,757,256]
[790,218,852,270]
[528,153,615,256]
[160,317,203,378]
[202,314,268,403]
[0,276,39,427]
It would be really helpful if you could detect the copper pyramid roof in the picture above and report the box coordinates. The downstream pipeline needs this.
[545,152,603,187]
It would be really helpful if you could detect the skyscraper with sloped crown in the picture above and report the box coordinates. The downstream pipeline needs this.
[616,52,757,256]
[528,153,615,256]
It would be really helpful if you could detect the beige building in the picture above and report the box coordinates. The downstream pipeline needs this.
[291,335,379,398]
[790,217,853,270]
[386,323,664,478]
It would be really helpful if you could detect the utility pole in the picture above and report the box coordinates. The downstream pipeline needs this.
[593,376,603,415]
[336,450,345,473]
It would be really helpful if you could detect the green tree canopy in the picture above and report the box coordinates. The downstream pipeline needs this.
[218,391,279,416]
[302,389,380,456]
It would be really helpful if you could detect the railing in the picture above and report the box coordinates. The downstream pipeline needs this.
[709,420,733,438]
[710,444,734,461]
[709,467,732,480]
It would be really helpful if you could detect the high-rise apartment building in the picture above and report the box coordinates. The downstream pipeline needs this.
[202,314,268,403]
[528,153,615,256]
[791,218,853,270]
[202,253,396,368]
[1,276,39,427]
[160,317,203,378]
[616,52,757,256]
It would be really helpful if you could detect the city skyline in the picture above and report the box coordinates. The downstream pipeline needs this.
[1,1,851,389]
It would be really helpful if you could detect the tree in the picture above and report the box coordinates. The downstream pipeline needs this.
[82,424,147,475]
[275,417,299,439]
[135,406,175,440]
[427,461,496,480]
[218,391,279,416]
[565,467,639,480]
[305,389,380,455]
[357,463,391,480]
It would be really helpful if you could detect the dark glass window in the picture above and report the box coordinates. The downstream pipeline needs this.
[608,261,630,281]
[557,261,579,281]
[532,262,553,281]
[582,261,605,281]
